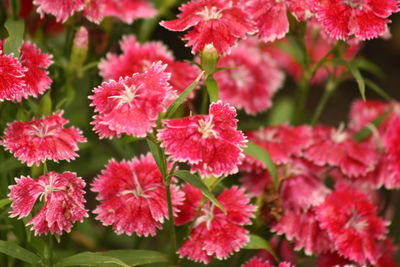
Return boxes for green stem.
[310,79,335,125]
[10,0,19,19]
[200,85,209,114]
[292,75,311,124]
[43,235,54,267]
[165,176,178,265]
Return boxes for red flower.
[33,0,85,23]
[304,125,378,177]
[0,52,26,102]
[348,99,388,132]
[241,257,293,267]
[99,35,200,95]
[102,0,156,24]
[158,101,247,177]
[2,111,86,167]
[214,38,284,115]
[178,186,255,263]
[315,185,389,264]
[90,61,174,139]
[91,153,184,236]
[9,172,88,235]
[311,0,399,40]
[160,0,256,55]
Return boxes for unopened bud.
[70,26,89,77]
[201,43,219,76]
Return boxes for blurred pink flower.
[91,153,184,236]
[9,172,88,235]
[161,0,256,54]
[241,257,293,267]
[2,111,86,166]
[158,101,247,177]
[90,61,174,139]
[178,186,255,263]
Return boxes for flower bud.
[200,43,219,76]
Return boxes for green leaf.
[268,97,294,125]
[244,234,278,261]
[353,109,391,142]
[39,91,52,116]
[205,75,219,103]
[243,142,278,187]
[173,170,226,213]
[146,139,167,178]
[335,60,366,100]
[56,250,168,267]
[0,240,41,265]
[0,198,11,209]
[4,19,25,57]
[356,58,385,80]
[165,71,204,118]
[364,79,391,101]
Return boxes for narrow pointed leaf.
[55,253,129,267]
[165,71,204,118]
[100,250,169,266]
[243,142,278,187]
[146,139,167,178]
[244,234,278,261]
[335,60,366,100]
[173,170,226,213]
[356,58,385,80]
[364,79,391,101]
[0,240,41,265]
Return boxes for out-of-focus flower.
[0,41,53,102]
[102,0,156,24]
[160,0,256,55]
[158,101,246,177]
[178,186,255,264]
[9,172,88,235]
[311,0,399,40]
[315,185,389,264]
[33,0,85,23]
[241,257,294,267]
[99,35,200,95]
[91,153,184,236]
[2,111,86,167]
[90,61,174,139]
[214,38,284,115]
[304,125,378,177]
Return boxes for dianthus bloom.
[99,35,200,95]
[160,0,256,55]
[8,172,88,235]
[158,101,247,177]
[91,153,184,236]
[0,41,53,102]
[1,111,86,167]
[241,257,293,267]
[102,0,156,24]
[178,185,255,264]
[304,125,378,177]
[90,61,175,139]
[311,0,399,40]
[315,185,389,264]
[214,38,283,115]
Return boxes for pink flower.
[174,184,203,226]
[102,0,156,24]
[241,257,293,267]
[272,209,334,256]
[8,172,88,235]
[315,185,389,264]
[311,0,399,40]
[240,169,272,196]
[348,99,388,132]
[2,111,86,167]
[0,52,26,102]
[214,38,284,115]
[158,101,247,177]
[90,61,174,139]
[178,186,255,264]
[160,0,256,55]
[33,0,85,23]
[99,35,200,95]
[245,124,312,166]
[243,0,312,42]
[304,125,378,177]
[20,42,53,99]
[91,153,184,236]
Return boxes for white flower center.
[345,210,367,232]
[27,123,57,138]
[343,0,364,9]
[331,124,348,143]
[120,172,158,199]
[196,6,223,21]
[109,83,142,108]
[194,204,215,229]
[38,174,65,201]
[198,115,218,139]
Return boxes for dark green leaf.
[0,240,41,265]
[165,71,204,118]
[244,234,278,261]
[56,250,168,267]
[205,75,219,103]
[356,58,385,80]
[173,170,226,213]
[243,142,278,187]
[335,60,366,100]
[146,139,167,178]
[4,19,24,57]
